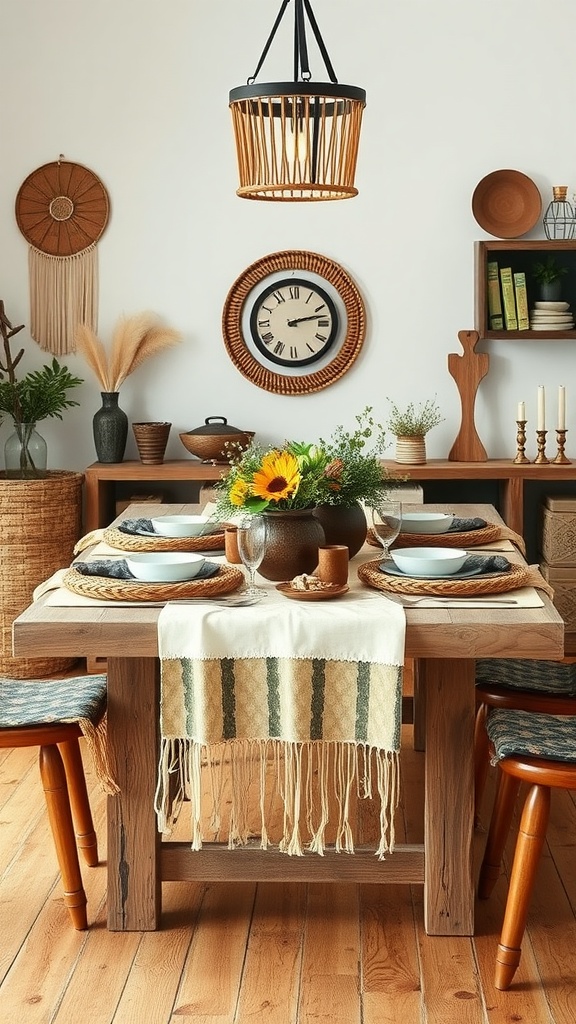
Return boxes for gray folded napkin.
[460,553,511,574]
[117,517,224,537]
[447,517,487,532]
[74,559,221,581]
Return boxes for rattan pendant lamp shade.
[229,0,366,201]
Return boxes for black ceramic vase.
[259,508,325,581]
[312,501,367,558]
[93,392,128,463]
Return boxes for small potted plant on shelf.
[0,300,83,478]
[386,396,444,465]
[531,255,569,301]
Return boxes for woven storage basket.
[0,471,83,677]
[540,496,576,567]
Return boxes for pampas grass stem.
[74,313,182,392]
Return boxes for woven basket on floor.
[0,471,83,677]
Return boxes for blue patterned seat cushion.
[476,658,576,695]
[487,708,576,763]
[0,674,107,729]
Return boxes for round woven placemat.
[368,524,504,550]
[62,564,244,602]
[357,558,531,597]
[103,526,226,553]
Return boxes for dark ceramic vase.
[93,392,128,463]
[259,508,325,582]
[312,501,367,558]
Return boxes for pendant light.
[229,0,366,201]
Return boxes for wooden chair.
[477,701,576,990]
[0,673,108,929]
[474,657,576,826]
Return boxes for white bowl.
[400,512,455,535]
[126,552,206,582]
[390,547,468,577]
[151,515,213,538]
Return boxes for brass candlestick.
[534,429,550,464]
[553,428,571,464]
[513,420,530,464]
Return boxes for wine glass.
[370,500,402,562]
[236,517,268,597]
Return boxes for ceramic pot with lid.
[179,416,254,463]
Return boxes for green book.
[500,267,518,330]
[487,261,504,330]
[513,271,529,330]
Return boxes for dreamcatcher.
[15,157,110,355]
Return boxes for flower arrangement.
[74,312,182,392]
[216,407,393,517]
[386,396,444,438]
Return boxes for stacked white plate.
[529,300,574,331]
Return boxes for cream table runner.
[156,589,406,858]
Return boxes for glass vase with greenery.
[0,301,83,477]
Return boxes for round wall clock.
[222,250,366,395]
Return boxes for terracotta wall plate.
[471,169,541,238]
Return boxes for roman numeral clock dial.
[222,250,366,396]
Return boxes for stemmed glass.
[236,517,268,597]
[370,500,402,562]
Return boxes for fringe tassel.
[78,713,119,795]
[155,739,400,858]
[28,244,98,355]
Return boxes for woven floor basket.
[0,471,83,677]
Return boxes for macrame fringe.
[78,713,119,795]
[28,244,98,355]
[155,738,399,859]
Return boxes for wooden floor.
[2,720,576,1023]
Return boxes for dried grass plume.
[75,312,182,391]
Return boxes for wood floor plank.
[234,882,306,1024]
[360,883,422,1024]
[169,882,256,1023]
[299,883,361,1024]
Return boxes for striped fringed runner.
[156,594,406,858]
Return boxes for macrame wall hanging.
[15,158,110,355]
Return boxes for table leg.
[106,656,161,930]
[421,657,475,935]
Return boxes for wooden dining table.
[12,501,564,936]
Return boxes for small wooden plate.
[276,582,349,601]
[471,169,541,238]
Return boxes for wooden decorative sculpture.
[448,330,489,462]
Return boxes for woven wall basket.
[0,471,83,678]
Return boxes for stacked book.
[529,300,575,331]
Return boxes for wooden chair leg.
[495,783,550,990]
[478,769,521,899]
[474,702,490,828]
[39,744,88,930]
[59,737,99,867]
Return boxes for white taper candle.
[558,385,566,430]
[537,386,545,431]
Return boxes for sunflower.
[252,450,301,503]
[229,477,250,507]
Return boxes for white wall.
[2,0,576,470]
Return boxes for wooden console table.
[382,459,576,538]
[84,458,576,537]
[84,460,225,531]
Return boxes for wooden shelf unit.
[474,239,576,340]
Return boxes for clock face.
[222,250,366,396]
[249,277,339,368]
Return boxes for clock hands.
[287,314,324,326]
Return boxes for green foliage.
[386,396,444,437]
[0,358,83,425]
[531,255,569,285]
[318,407,393,507]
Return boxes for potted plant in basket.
[386,396,444,465]
[0,301,83,478]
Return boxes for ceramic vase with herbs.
[93,392,128,463]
